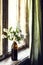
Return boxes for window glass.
[8,0,29,52]
[0,0,32,55]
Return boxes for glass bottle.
[11,41,18,61]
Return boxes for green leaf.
[13,31,16,35]
[16,28,19,33]
[9,27,12,32]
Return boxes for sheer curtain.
[8,0,32,52]
[8,0,17,51]
[31,0,42,65]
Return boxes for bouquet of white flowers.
[3,27,24,42]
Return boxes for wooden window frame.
[0,0,29,61]
[2,0,8,54]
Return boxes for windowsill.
[0,48,30,65]
[0,52,11,61]
[18,48,30,60]
[0,45,29,61]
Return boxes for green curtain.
[31,0,42,65]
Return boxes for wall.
[0,0,2,55]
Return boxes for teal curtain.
[31,0,42,65]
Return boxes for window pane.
[8,0,32,52]
[8,0,17,52]
[0,0,32,55]
[8,0,27,52]
[20,0,26,37]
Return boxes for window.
[8,0,29,52]
[0,0,32,57]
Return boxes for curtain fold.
[31,0,42,65]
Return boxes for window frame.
[2,0,29,55]
[0,0,32,61]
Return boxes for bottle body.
[11,41,18,61]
